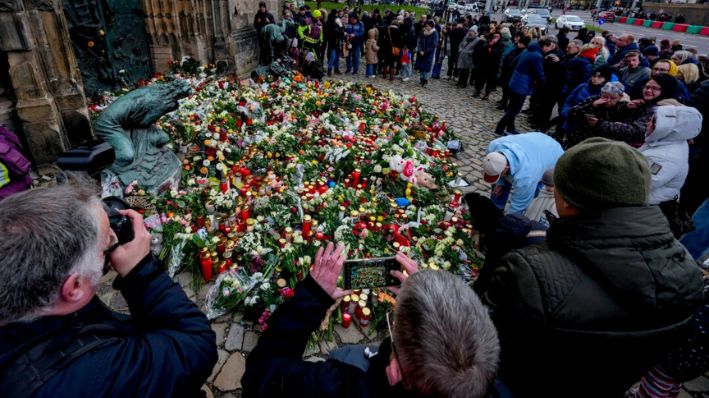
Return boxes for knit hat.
[312,9,322,19]
[593,65,613,82]
[349,12,358,20]
[482,152,508,184]
[642,45,659,57]
[554,138,650,209]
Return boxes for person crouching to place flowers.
[0,173,217,397]
[241,242,501,397]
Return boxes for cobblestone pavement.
[97,63,709,397]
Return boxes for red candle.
[342,312,352,328]
[200,256,213,281]
[302,215,312,239]
[359,308,371,327]
[452,190,462,207]
[240,208,250,222]
[217,260,228,274]
[352,169,361,187]
[220,179,229,193]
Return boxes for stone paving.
[96,62,709,397]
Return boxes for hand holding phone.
[344,257,401,289]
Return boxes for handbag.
[388,27,401,57]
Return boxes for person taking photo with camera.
[0,174,217,397]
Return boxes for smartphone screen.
[343,257,401,289]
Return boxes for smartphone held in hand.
[343,257,401,289]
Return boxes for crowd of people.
[0,4,707,398]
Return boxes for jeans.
[327,47,340,71]
[420,70,430,82]
[490,178,512,210]
[495,92,526,134]
[400,63,411,78]
[366,63,376,76]
[346,44,361,73]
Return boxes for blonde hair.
[677,63,699,84]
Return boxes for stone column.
[0,0,92,165]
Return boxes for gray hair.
[394,270,500,397]
[539,35,558,47]
[0,173,103,322]
[601,81,625,96]
[570,39,584,48]
[671,50,695,65]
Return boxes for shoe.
[493,130,505,136]
[481,93,489,100]
[352,71,357,75]
[473,91,481,98]
[345,69,351,74]
[496,104,506,110]
[506,130,520,135]
[328,69,333,77]
[402,77,410,82]
[335,70,342,75]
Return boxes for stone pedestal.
[0,0,92,166]
[231,26,259,78]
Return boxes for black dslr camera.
[102,196,134,245]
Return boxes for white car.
[555,15,585,30]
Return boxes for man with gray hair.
[0,176,217,396]
[242,243,500,397]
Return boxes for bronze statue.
[95,80,190,192]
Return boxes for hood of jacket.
[367,27,378,40]
[646,105,702,144]
[547,206,704,311]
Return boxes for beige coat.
[365,28,379,64]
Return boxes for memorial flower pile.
[106,72,481,327]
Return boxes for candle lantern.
[342,313,352,328]
[359,308,372,327]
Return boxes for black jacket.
[481,206,705,398]
[242,276,416,398]
[0,255,217,397]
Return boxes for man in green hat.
[479,137,705,398]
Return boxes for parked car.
[528,7,552,23]
[596,10,616,22]
[504,8,524,22]
[555,15,585,30]
[524,14,549,34]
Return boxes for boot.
[382,66,388,79]
[390,67,395,81]
[327,68,333,77]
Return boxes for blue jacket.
[0,255,217,397]
[508,43,546,96]
[488,132,564,214]
[345,21,365,47]
[560,82,604,134]
[560,56,593,99]
[416,29,439,72]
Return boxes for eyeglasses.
[644,85,662,91]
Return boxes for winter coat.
[509,43,546,96]
[498,38,515,77]
[524,188,558,228]
[345,21,365,47]
[0,255,218,397]
[499,47,525,87]
[607,42,640,66]
[448,26,466,57]
[456,35,478,70]
[539,49,567,100]
[242,275,421,398]
[254,10,275,33]
[471,38,490,70]
[687,80,709,152]
[560,55,594,99]
[487,132,564,214]
[596,99,656,145]
[0,125,32,200]
[479,39,504,77]
[640,105,703,204]
[563,93,631,147]
[416,29,438,72]
[481,206,705,398]
[619,66,651,94]
[560,82,604,135]
[325,18,344,48]
[365,28,379,64]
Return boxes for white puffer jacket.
[639,105,703,204]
